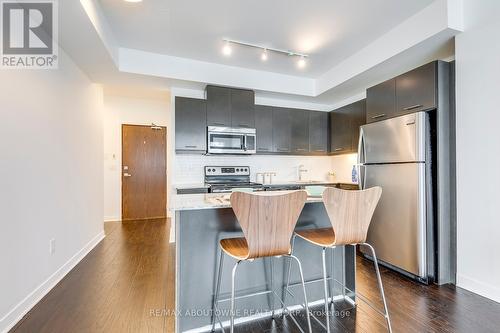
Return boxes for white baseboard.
[0,231,106,333]
[457,273,500,304]
[104,216,120,222]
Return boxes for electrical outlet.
[49,239,56,255]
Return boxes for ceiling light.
[297,56,306,68]
[222,41,232,56]
[221,39,309,67]
[261,49,268,61]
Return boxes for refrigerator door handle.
[358,165,366,189]
[357,128,365,189]
[357,127,365,165]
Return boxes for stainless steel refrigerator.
[358,112,434,283]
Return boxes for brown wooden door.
[122,125,167,221]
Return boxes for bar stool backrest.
[230,190,308,259]
[322,187,382,246]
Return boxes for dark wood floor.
[11,219,500,333]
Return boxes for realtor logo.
[1,0,58,69]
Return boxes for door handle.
[371,114,386,119]
[403,104,423,111]
[123,173,132,177]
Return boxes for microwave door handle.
[243,135,247,151]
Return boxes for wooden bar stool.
[211,191,312,333]
[287,187,393,333]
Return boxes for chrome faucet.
[298,165,308,181]
[256,172,265,184]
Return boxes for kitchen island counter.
[173,191,356,332]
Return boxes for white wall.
[455,0,500,302]
[103,87,171,221]
[0,49,104,332]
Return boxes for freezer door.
[361,112,426,163]
[361,163,427,277]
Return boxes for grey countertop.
[175,181,357,190]
[171,191,324,211]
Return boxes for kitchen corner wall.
[455,0,500,303]
[173,153,358,185]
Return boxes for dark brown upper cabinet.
[290,109,310,154]
[206,86,255,128]
[330,99,366,154]
[330,112,352,154]
[396,62,436,113]
[366,78,396,123]
[255,105,274,153]
[272,107,292,153]
[231,89,255,128]
[367,61,438,123]
[309,111,328,154]
[206,86,231,126]
[350,99,366,150]
[175,97,207,153]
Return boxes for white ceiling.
[98,0,435,78]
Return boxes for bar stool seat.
[295,227,335,247]
[286,187,393,333]
[211,190,313,333]
[219,237,249,260]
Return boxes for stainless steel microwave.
[207,126,256,154]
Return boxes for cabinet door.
[366,78,396,123]
[396,62,436,114]
[231,89,255,128]
[349,99,366,151]
[291,109,310,154]
[330,111,352,154]
[272,107,291,153]
[206,86,231,126]
[175,97,207,152]
[309,111,328,154]
[255,105,273,153]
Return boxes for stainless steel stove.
[205,166,263,193]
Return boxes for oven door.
[207,127,256,154]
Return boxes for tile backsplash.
[173,153,358,185]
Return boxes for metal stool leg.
[230,261,241,333]
[362,243,393,333]
[288,254,312,333]
[211,248,224,332]
[321,248,331,333]
[270,257,275,318]
[283,233,297,313]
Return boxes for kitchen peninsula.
[172,192,356,332]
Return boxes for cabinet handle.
[314,149,326,152]
[211,123,225,126]
[184,145,198,148]
[295,148,307,152]
[403,104,423,111]
[277,148,289,152]
[258,148,269,151]
[335,148,344,151]
[238,124,250,128]
[371,114,386,119]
